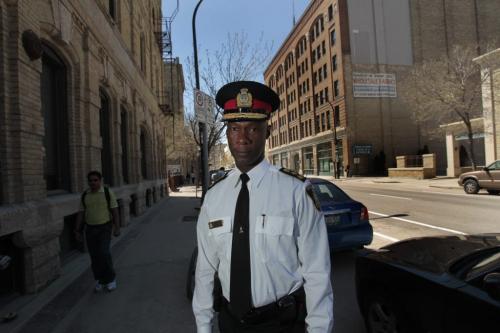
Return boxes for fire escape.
[156,0,179,116]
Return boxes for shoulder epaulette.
[279,168,306,182]
[208,172,229,191]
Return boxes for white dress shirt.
[192,159,334,332]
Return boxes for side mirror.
[483,167,490,172]
[483,272,500,300]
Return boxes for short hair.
[87,171,103,180]
[219,167,225,171]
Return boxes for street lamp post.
[192,0,209,199]
[326,100,340,179]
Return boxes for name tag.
[208,220,223,229]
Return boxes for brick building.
[164,57,197,180]
[0,0,174,294]
[264,0,500,176]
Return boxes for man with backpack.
[74,171,120,292]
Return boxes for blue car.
[306,178,373,251]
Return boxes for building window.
[326,110,331,129]
[315,115,320,133]
[317,142,333,176]
[303,147,314,175]
[140,128,149,179]
[323,64,328,78]
[120,107,129,184]
[100,90,114,185]
[334,105,340,127]
[331,29,336,45]
[140,33,146,72]
[328,5,333,21]
[334,80,339,97]
[109,0,116,20]
[332,54,337,71]
[41,45,70,192]
[321,113,326,132]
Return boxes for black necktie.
[230,173,251,318]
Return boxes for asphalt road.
[337,181,500,249]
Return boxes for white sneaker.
[94,282,104,292]
[106,280,117,291]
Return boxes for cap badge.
[236,88,253,108]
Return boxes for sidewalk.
[312,175,462,190]
[1,188,201,333]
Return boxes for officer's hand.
[113,226,121,237]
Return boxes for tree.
[402,44,495,170]
[185,32,273,156]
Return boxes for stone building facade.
[476,49,500,164]
[264,0,500,176]
[0,0,172,294]
[163,57,197,179]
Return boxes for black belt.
[222,287,305,325]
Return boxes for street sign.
[194,89,215,125]
[352,144,372,155]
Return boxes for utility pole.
[192,0,209,199]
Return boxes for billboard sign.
[353,73,397,98]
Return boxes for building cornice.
[264,0,325,78]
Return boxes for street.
[4,179,498,333]
[335,179,500,249]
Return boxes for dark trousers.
[85,222,115,284]
[218,298,306,333]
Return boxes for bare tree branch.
[184,31,273,158]
[401,44,493,170]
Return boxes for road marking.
[373,232,400,242]
[370,193,412,200]
[369,210,467,235]
[421,191,469,197]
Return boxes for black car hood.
[375,234,500,274]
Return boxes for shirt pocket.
[255,215,296,263]
[208,217,233,260]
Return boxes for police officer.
[192,81,333,333]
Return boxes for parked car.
[356,234,500,333]
[458,160,500,194]
[186,177,373,299]
[306,178,373,251]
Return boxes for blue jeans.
[85,222,115,284]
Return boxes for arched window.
[140,33,146,72]
[41,44,70,192]
[140,128,149,179]
[120,107,129,184]
[109,0,116,20]
[99,89,113,185]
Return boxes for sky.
[161,0,310,112]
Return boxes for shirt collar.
[233,159,270,189]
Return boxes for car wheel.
[186,247,198,300]
[486,190,499,195]
[463,179,479,194]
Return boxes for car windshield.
[465,249,500,281]
[311,182,351,203]
[487,161,500,170]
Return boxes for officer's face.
[226,120,270,173]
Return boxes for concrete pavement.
[315,175,462,191]
[2,188,201,333]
